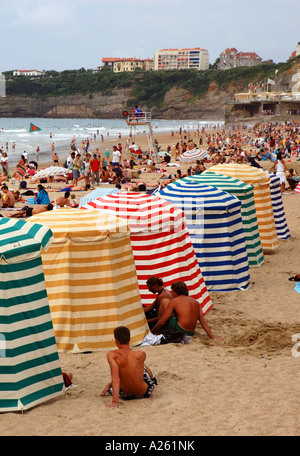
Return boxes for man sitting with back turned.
[101,326,157,408]
[151,281,223,341]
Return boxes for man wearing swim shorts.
[151,281,223,341]
[101,326,157,408]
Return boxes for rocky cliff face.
[0,89,132,119]
[0,63,299,120]
[0,85,231,120]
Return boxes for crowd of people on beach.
[1,120,300,214]
[1,119,300,409]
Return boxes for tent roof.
[185,172,254,194]
[78,187,120,208]
[158,180,241,213]
[205,163,270,186]
[28,208,130,243]
[84,192,186,233]
[0,217,53,263]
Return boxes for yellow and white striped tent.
[205,164,279,251]
[29,208,149,352]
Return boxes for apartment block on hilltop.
[101,58,154,72]
[218,48,262,70]
[154,48,210,71]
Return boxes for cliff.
[0,59,299,121]
[0,86,231,120]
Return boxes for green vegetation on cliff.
[3,62,285,108]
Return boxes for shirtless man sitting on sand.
[101,326,157,408]
[151,281,223,340]
[55,191,71,207]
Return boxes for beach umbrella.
[34,166,69,179]
[158,180,250,292]
[267,172,290,240]
[83,192,212,313]
[78,187,120,208]
[205,164,279,251]
[28,208,148,352]
[0,217,64,412]
[179,149,210,162]
[182,172,264,267]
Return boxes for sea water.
[0,117,224,166]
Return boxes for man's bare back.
[101,326,157,407]
[170,295,200,332]
[151,281,223,340]
[109,348,148,396]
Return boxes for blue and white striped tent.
[0,218,64,412]
[78,187,120,208]
[158,180,250,292]
[267,172,290,240]
[183,172,264,267]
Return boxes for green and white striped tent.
[184,172,264,267]
[0,217,64,412]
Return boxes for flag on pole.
[29,123,41,132]
[267,78,276,85]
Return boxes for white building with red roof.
[13,69,45,77]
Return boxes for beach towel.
[294,283,300,293]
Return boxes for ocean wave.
[1,128,28,133]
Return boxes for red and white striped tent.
[83,192,213,314]
[294,182,300,194]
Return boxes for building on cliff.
[100,57,154,72]
[226,90,300,121]
[12,70,46,77]
[288,42,300,60]
[154,47,209,71]
[217,48,262,70]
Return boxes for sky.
[0,0,299,73]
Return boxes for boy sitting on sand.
[101,326,157,408]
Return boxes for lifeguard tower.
[123,108,157,160]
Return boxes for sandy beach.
[1,127,300,436]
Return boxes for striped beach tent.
[179,149,210,162]
[267,172,290,240]
[0,218,64,412]
[158,181,250,292]
[182,173,264,267]
[205,164,279,251]
[28,208,148,352]
[84,192,212,314]
[78,187,120,208]
[294,182,300,194]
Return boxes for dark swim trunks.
[167,315,194,337]
[21,206,33,217]
[109,367,158,401]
